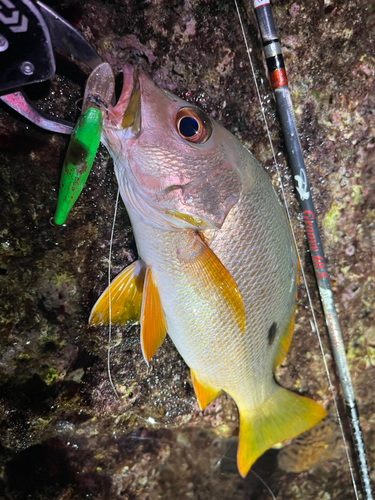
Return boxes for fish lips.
[109,64,141,137]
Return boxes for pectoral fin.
[140,267,167,365]
[177,234,246,334]
[191,369,221,410]
[89,260,145,326]
[237,386,327,478]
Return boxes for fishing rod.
[235,0,373,498]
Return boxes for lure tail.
[237,384,327,477]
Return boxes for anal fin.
[191,369,221,410]
[89,260,145,326]
[237,386,327,478]
[140,267,167,365]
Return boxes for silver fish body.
[126,159,296,410]
[92,64,326,476]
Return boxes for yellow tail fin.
[237,386,327,477]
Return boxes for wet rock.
[0,0,374,498]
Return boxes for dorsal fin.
[272,231,299,368]
[177,233,246,335]
[89,260,145,326]
[272,309,295,369]
[191,369,221,410]
[140,267,167,365]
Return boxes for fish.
[89,64,327,477]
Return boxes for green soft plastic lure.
[54,63,115,225]
[54,107,103,225]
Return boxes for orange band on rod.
[270,68,287,89]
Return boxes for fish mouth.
[109,64,141,134]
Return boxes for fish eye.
[175,107,212,144]
[179,116,199,137]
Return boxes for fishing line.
[204,439,235,486]
[107,186,121,401]
[233,1,360,497]
[106,172,162,423]
[250,469,277,500]
[208,441,277,500]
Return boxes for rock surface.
[0,0,374,498]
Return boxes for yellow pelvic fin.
[190,369,221,410]
[273,309,296,370]
[177,234,246,334]
[140,267,167,365]
[237,386,327,478]
[89,260,145,326]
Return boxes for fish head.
[102,64,247,230]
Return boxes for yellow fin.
[191,369,221,410]
[140,267,167,365]
[296,252,300,288]
[177,234,246,334]
[89,260,145,326]
[237,386,327,478]
[289,219,300,289]
[273,310,295,369]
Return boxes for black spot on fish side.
[268,322,277,345]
